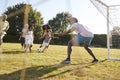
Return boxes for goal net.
[90,0,120,60]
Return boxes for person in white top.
[59,17,98,63]
[19,24,28,49]
[25,24,34,52]
[0,14,9,46]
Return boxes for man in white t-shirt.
[59,17,98,63]
[0,14,9,46]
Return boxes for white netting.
[90,0,107,18]
[109,6,120,27]
[90,0,120,60]
[90,0,120,27]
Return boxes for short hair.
[70,17,78,23]
[2,14,7,19]
[28,24,34,29]
[42,24,52,30]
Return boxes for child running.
[38,29,52,53]
[25,24,34,52]
[37,24,52,53]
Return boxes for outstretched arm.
[40,34,45,40]
[59,27,75,36]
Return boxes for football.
[37,48,41,53]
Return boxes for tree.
[48,12,72,33]
[111,26,120,35]
[5,3,25,35]
[4,3,43,39]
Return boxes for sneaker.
[92,59,98,63]
[61,58,71,64]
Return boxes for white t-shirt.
[0,18,9,33]
[70,23,94,37]
[21,28,28,37]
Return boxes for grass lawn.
[0,43,120,80]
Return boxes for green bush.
[3,34,107,47]
[92,34,107,47]
[3,35,20,43]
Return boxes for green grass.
[0,43,120,80]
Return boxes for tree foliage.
[48,12,72,33]
[4,3,43,39]
[4,3,25,35]
[111,26,120,35]
[28,8,44,39]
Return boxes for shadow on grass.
[0,63,71,80]
[41,59,108,79]
[2,50,24,54]
[2,48,36,54]
[70,59,108,69]
[99,59,107,63]
[0,59,108,80]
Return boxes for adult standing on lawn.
[0,14,9,46]
[59,17,98,64]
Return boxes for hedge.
[3,34,107,47]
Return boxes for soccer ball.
[37,48,41,53]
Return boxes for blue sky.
[0,0,107,34]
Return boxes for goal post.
[90,0,120,60]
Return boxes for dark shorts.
[20,37,25,44]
